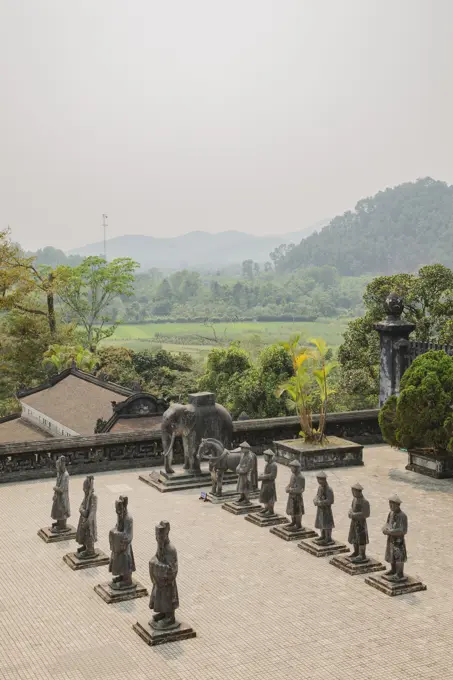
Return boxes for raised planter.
[405,449,453,479]
[273,435,363,470]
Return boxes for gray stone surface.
[298,538,349,558]
[330,554,386,575]
[207,489,260,504]
[140,468,237,493]
[38,525,76,543]
[0,444,446,680]
[245,512,287,528]
[365,573,427,596]
[94,581,148,604]
[274,436,363,470]
[269,524,317,541]
[133,619,196,646]
[222,500,262,515]
[63,550,109,570]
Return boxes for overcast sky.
[1,0,452,251]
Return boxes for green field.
[102,320,349,357]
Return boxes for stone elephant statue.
[161,395,233,475]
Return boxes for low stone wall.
[0,409,380,484]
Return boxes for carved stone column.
[374,294,415,407]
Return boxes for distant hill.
[68,222,327,271]
[278,178,453,276]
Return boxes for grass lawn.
[102,319,349,357]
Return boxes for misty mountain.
[68,222,327,271]
[278,178,453,276]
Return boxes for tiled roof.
[0,415,52,443]
[108,415,163,433]
[20,371,134,436]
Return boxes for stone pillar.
[374,293,415,407]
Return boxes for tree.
[0,229,60,336]
[42,344,98,374]
[337,264,453,410]
[278,178,453,275]
[379,350,453,453]
[241,260,254,280]
[56,256,139,350]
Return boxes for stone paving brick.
[0,444,451,678]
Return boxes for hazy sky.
[1,0,453,251]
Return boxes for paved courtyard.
[0,444,451,680]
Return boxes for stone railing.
[0,409,380,484]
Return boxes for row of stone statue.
[48,455,180,633]
[235,446,408,583]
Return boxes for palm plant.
[276,334,338,443]
[42,344,98,374]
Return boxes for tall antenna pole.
[102,214,108,260]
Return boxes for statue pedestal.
[139,467,237,493]
[245,512,287,528]
[94,581,148,604]
[330,554,386,576]
[207,489,259,504]
[298,538,349,558]
[222,500,261,516]
[38,526,77,543]
[133,618,196,646]
[365,573,427,596]
[270,524,318,542]
[63,550,109,571]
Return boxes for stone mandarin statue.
[108,496,136,590]
[285,459,305,530]
[347,483,370,563]
[382,494,408,582]
[313,471,335,545]
[51,455,71,534]
[76,475,98,559]
[258,449,278,516]
[149,520,179,630]
[236,441,256,505]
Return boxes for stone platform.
[298,538,349,558]
[365,573,427,596]
[94,581,148,604]
[270,524,318,541]
[245,511,287,528]
[133,619,196,646]
[330,554,386,575]
[63,550,109,570]
[222,500,262,515]
[274,435,363,470]
[139,468,237,492]
[38,525,77,543]
[207,489,259,504]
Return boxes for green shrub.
[379,350,453,452]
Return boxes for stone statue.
[149,520,179,630]
[313,471,335,545]
[382,494,408,582]
[285,459,305,530]
[108,496,136,590]
[258,449,277,516]
[197,438,258,497]
[75,475,98,559]
[347,483,370,563]
[236,442,257,505]
[161,393,233,474]
[385,292,404,319]
[51,455,71,534]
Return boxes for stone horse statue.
[197,438,258,496]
